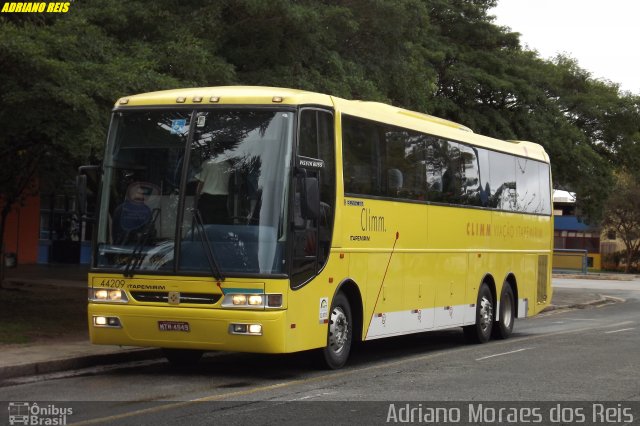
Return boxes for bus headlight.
[222,293,282,309]
[229,323,262,335]
[248,295,263,305]
[89,288,129,303]
[93,315,122,328]
[232,294,247,305]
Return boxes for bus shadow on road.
[158,328,474,380]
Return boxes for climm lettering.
[467,222,491,237]
[361,208,386,232]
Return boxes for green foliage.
[1,0,640,235]
[602,172,640,273]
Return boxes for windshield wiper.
[190,208,225,281]
[123,208,161,278]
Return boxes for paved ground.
[1,282,638,425]
[0,265,637,381]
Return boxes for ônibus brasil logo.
[8,402,73,425]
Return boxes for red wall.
[2,193,40,264]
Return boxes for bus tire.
[321,292,353,369]
[162,348,203,367]
[464,283,494,344]
[493,284,515,340]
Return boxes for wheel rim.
[328,306,349,355]
[479,296,493,333]
[502,294,513,329]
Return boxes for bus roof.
[116,86,549,163]
[116,86,334,108]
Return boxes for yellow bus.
[83,86,553,369]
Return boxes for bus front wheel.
[464,283,494,344]
[321,292,353,369]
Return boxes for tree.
[1,0,640,277]
[602,172,640,273]
[0,1,234,283]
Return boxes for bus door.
[290,109,335,288]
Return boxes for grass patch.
[0,282,87,344]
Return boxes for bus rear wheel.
[493,284,515,340]
[320,292,353,369]
[464,283,494,344]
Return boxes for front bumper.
[88,303,287,353]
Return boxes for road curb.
[552,273,636,281]
[541,294,625,313]
[0,348,162,381]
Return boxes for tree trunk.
[624,249,632,274]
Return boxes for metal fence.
[552,249,588,274]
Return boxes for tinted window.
[384,128,428,200]
[400,132,428,201]
[476,148,491,207]
[538,162,552,215]
[516,157,541,213]
[458,144,482,206]
[425,137,474,205]
[488,151,517,211]
[384,129,409,198]
[342,115,551,215]
[343,118,382,196]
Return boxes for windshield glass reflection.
[96,109,293,276]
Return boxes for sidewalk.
[0,265,628,381]
[4,263,89,288]
[1,264,161,381]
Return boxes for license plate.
[158,321,190,332]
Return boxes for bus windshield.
[96,109,294,276]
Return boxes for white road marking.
[289,391,335,401]
[604,328,636,334]
[565,318,598,321]
[475,348,533,361]
[605,321,634,328]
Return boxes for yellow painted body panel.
[338,198,553,338]
[91,86,553,353]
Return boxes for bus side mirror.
[76,165,100,222]
[76,174,88,216]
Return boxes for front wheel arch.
[333,279,363,344]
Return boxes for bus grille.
[130,291,221,305]
[537,255,549,303]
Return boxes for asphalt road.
[1,278,639,425]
